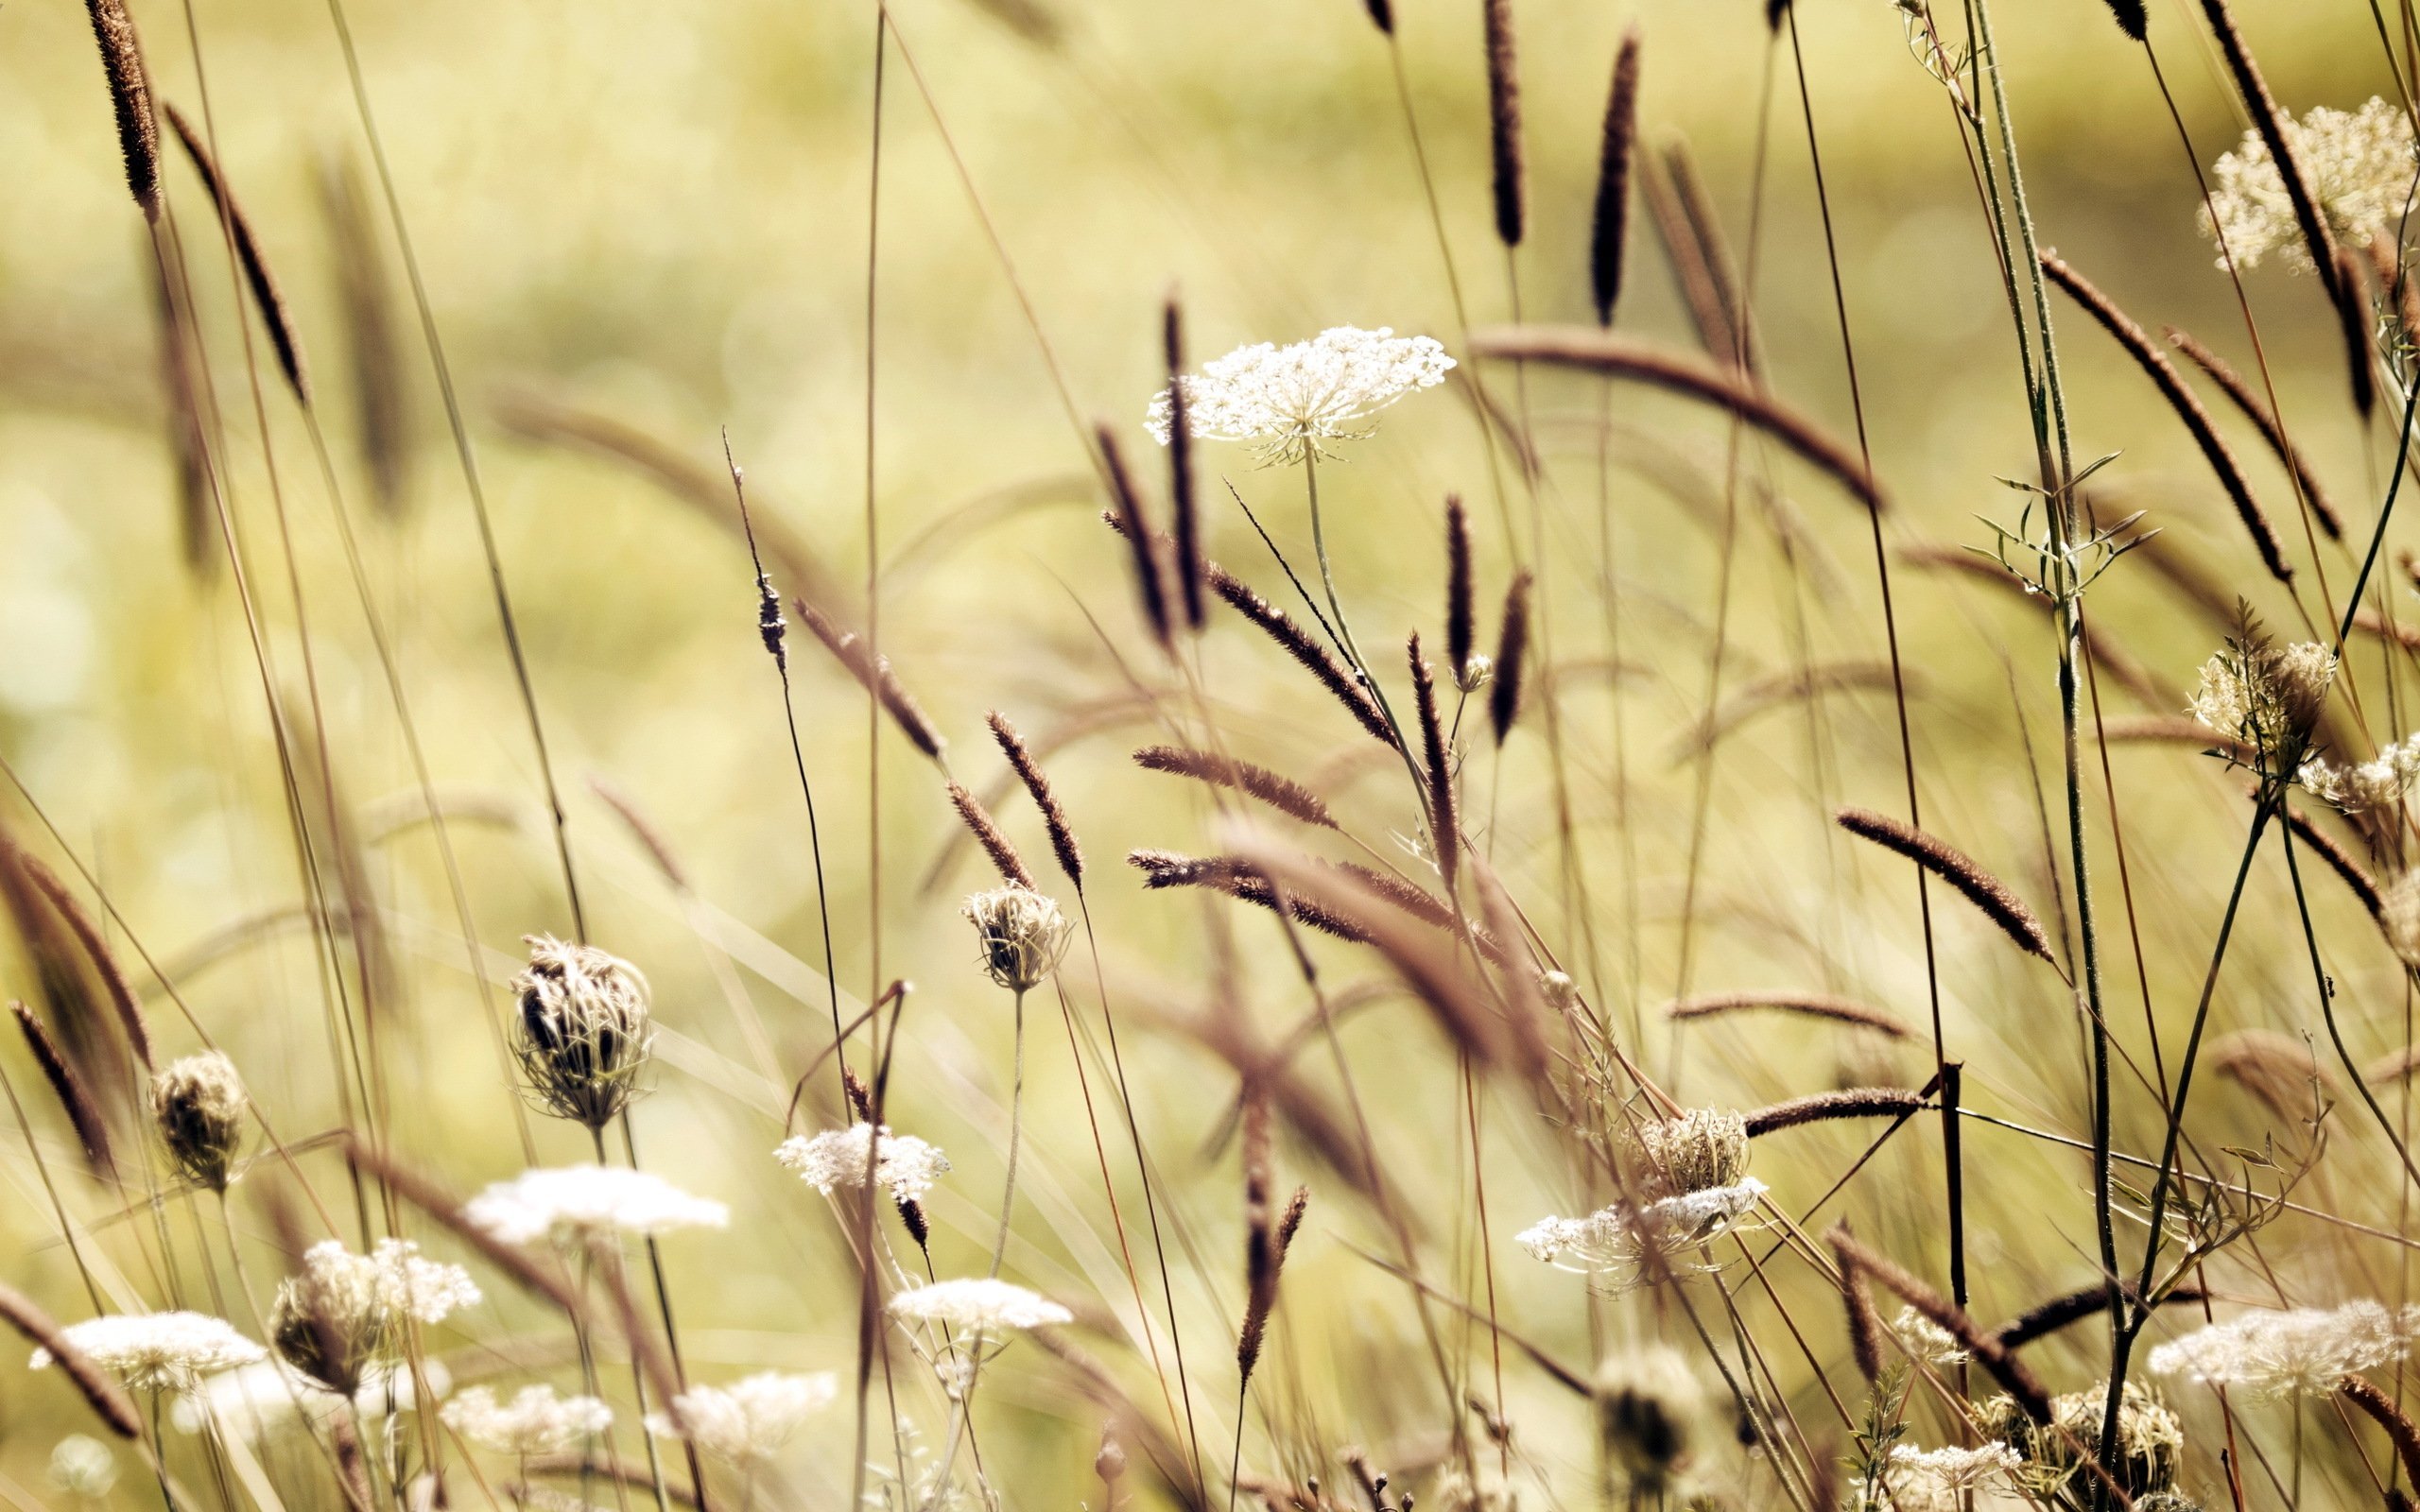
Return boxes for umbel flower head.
[887,1278,1072,1338]
[646,1371,837,1462]
[2303,731,2420,815]
[510,935,655,1130]
[1983,1383,2185,1502]
[2187,614,2335,780]
[1882,1443,2020,1512]
[1146,326,1456,465]
[2201,96,2417,272]
[32,1312,266,1393]
[775,1124,951,1204]
[149,1052,247,1192]
[1634,1108,1751,1199]
[2149,1298,2420,1399]
[441,1384,613,1456]
[1592,1346,1703,1498]
[963,885,1072,992]
[463,1164,730,1249]
[267,1240,479,1396]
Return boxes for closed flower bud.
[1455,651,1495,695]
[150,1052,247,1191]
[1539,970,1577,1011]
[962,886,1073,993]
[510,935,654,1130]
[1634,1108,1751,1199]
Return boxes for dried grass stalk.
[1741,1087,1927,1137]
[1827,1227,2052,1421]
[1408,634,1461,891]
[11,1002,115,1180]
[947,781,1036,891]
[1132,746,1336,830]
[1236,1093,1307,1383]
[1836,807,2055,964]
[989,712,1084,888]
[2342,1372,2420,1490]
[82,0,160,220]
[1473,329,1880,510]
[147,239,214,576]
[1590,28,1642,326]
[791,595,946,764]
[2166,327,2342,540]
[2039,250,2288,582]
[1444,495,1476,679]
[1098,422,1172,648]
[19,854,151,1069]
[2098,713,2254,766]
[1163,299,1204,631]
[1640,147,1741,370]
[1488,573,1532,747]
[0,837,118,1090]
[1482,0,1524,249]
[1994,1283,2203,1350]
[1203,563,1392,745]
[1665,990,1909,1040]
[318,151,410,516]
[0,1279,143,1436]
[1662,144,1757,372]
[162,103,310,406]
[587,773,690,892]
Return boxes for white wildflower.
[1891,1304,1969,1367]
[1515,1178,1766,1273]
[1146,326,1456,465]
[441,1384,614,1456]
[268,1240,478,1394]
[2188,635,2334,770]
[2149,1299,2420,1398]
[463,1165,728,1248]
[2302,731,2420,813]
[2202,97,2417,272]
[31,1312,266,1393]
[174,1360,450,1439]
[2386,870,2420,972]
[775,1124,951,1204]
[887,1278,1071,1336]
[1883,1442,2019,1511]
[646,1371,836,1461]
[1634,1108,1752,1198]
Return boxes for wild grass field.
[1,0,2415,1507]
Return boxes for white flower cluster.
[1882,1443,2020,1512]
[888,1278,1071,1336]
[32,1312,266,1392]
[1514,1178,1767,1273]
[646,1371,836,1461]
[776,1124,951,1204]
[1891,1305,1969,1367]
[305,1239,481,1327]
[463,1165,729,1248]
[1146,326,1456,465]
[2149,1299,2420,1398]
[2202,97,2417,271]
[2187,637,2335,774]
[2301,731,2420,814]
[174,1360,450,1439]
[441,1384,614,1455]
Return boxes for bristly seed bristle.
[1482,0,1525,249]
[989,712,1085,890]
[163,103,311,407]
[1591,27,1642,326]
[1835,806,2057,966]
[1408,633,1460,892]
[1132,745,1337,831]
[948,780,1036,891]
[81,0,160,221]
[1489,572,1532,747]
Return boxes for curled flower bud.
[962,886,1073,993]
[510,935,654,1129]
[150,1052,247,1192]
[1454,651,1495,695]
[1538,970,1577,1011]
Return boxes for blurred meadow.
[2,0,2416,1508]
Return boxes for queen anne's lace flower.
[441,1384,614,1455]
[647,1371,836,1461]
[463,1165,728,1248]
[2149,1300,2420,1398]
[775,1125,951,1203]
[963,886,1072,992]
[32,1313,266,1392]
[268,1240,479,1393]
[2302,732,2420,813]
[2202,97,2417,271]
[2188,635,2335,773]
[1883,1443,2020,1512]
[1147,326,1456,465]
[1515,1178,1767,1273]
[1891,1305,1969,1367]
[888,1279,1071,1335]
[174,1360,449,1439]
